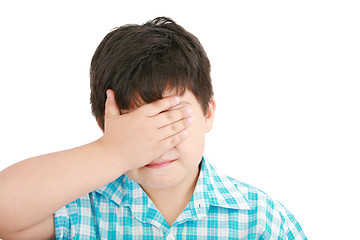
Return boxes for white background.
[0,1,359,239]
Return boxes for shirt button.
[167,234,175,240]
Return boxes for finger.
[139,96,180,117]
[104,89,120,119]
[160,130,189,150]
[155,106,192,128]
[158,116,193,140]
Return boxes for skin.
[124,90,216,226]
[0,90,193,239]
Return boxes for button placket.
[166,234,175,240]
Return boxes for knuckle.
[139,105,151,116]
[182,107,192,116]
[183,118,189,126]
[165,111,173,121]
[155,99,166,110]
[171,123,178,132]
[169,136,178,147]
[181,107,188,117]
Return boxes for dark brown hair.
[90,17,213,130]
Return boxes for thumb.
[104,89,120,119]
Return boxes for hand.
[97,89,193,171]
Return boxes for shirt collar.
[94,174,127,205]
[94,174,152,223]
[94,157,252,219]
[201,157,252,210]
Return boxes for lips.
[145,159,177,169]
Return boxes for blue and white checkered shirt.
[54,158,307,239]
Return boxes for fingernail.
[174,96,180,104]
[106,90,112,98]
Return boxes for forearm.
[0,140,126,234]
[0,91,191,236]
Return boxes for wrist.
[93,137,131,174]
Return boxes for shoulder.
[204,159,274,210]
[227,176,269,207]
[204,159,306,239]
[55,194,91,216]
[225,176,307,239]
[54,194,92,239]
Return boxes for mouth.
[145,159,177,169]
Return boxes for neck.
[141,166,200,226]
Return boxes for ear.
[205,98,216,133]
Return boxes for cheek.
[176,116,206,158]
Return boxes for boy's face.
[123,89,215,191]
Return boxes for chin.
[139,175,180,190]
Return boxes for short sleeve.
[275,201,308,240]
[54,205,76,239]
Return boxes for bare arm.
[0,90,192,238]
[1,216,55,240]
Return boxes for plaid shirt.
[54,158,307,239]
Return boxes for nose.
[157,148,178,162]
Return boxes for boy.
[0,17,307,239]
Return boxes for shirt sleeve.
[275,201,308,240]
[54,205,76,240]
